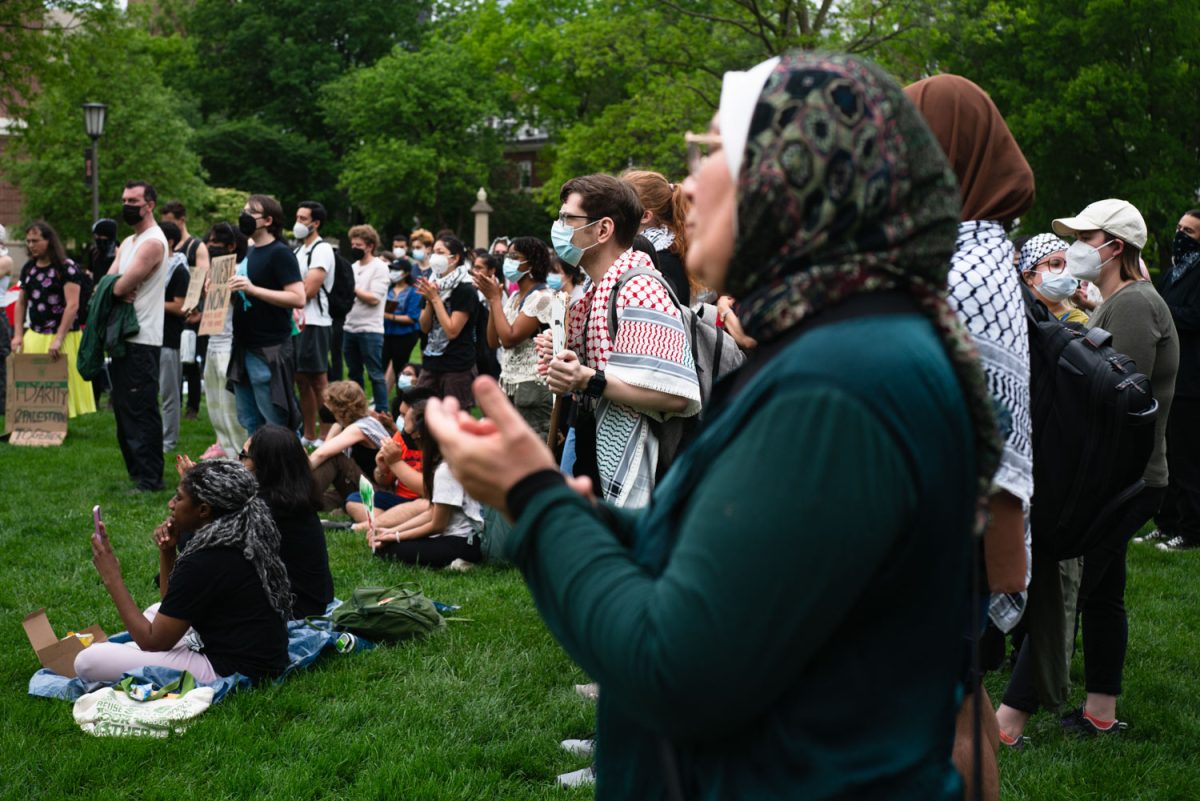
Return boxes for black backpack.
[1024,287,1158,560]
[299,242,356,321]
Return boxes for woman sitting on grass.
[241,425,335,619]
[368,399,483,567]
[309,380,391,510]
[76,460,290,684]
[349,387,432,530]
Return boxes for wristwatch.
[583,369,607,399]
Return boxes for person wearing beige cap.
[1050,197,1178,735]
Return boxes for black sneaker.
[1132,528,1169,544]
[1156,534,1199,552]
[1061,707,1128,737]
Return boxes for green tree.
[320,42,507,233]
[0,1,112,112]
[443,0,945,208]
[2,5,207,247]
[931,0,1200,266]
[160,0,431,216]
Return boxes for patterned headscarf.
[178,460,293,620]
[1017,234,1070,275]
[725,51,1001,538]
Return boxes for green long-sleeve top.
[503,313,977,800]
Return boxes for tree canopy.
[0,0,1196,252]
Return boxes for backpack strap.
[297,240,333,315]
[181,236,201,266]
[605,264,683,340]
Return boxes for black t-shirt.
[423,283,479,373]
[272,506,335,619]
[233,239,302,349]
[162,264,190,350]
[656,249,689,303]
[159,547,289,681]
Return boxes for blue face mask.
[502,257,528,283]
[551,218,600,267]
[546,273,564,291]
[411,249,427,262]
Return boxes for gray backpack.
[606,265,746,411]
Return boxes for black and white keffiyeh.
[947,220,1033,506]
[1017,233,1070,275]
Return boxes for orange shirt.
[388,432,423,500]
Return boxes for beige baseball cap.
[1052,198,1147,249]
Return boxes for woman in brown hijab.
[907,73,1036,801]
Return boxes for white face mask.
[1036,273,1079,303]
[1066,239,1115,282]
[428,253,451,275]
[293,222,311,240]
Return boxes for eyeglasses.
[557,211,597,226]
[685,131,724,175]
[1033,257,1067,275]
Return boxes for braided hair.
[177,460,293,620]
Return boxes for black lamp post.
[82,102,107,224]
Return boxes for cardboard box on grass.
[22,609,107,678]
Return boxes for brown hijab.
[903,74,1035,223]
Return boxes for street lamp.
[82,102,106,224]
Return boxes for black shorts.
[296,324,331,374]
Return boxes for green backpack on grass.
[327,585,446,643]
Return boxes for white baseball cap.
[1052,198,1147,249]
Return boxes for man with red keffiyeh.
[543,174,701,510]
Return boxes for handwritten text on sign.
[199,254,237,336]
[4,353,69,446]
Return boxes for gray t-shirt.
[1090,281,1179,486]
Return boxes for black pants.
[1156,397,1200,541]
[0,313,9,415]
[383,332,420,380]
[182,333,207,414]
[1077,485,1164,697]
[374,535,482,568]
[327,317,345,382]
[109,343,164,490]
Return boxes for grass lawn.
[2,402,1199,800]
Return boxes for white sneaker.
[574,682,600,701]
[447,558,475,572]
[311,438,324,448]
[560,738,594,758]
[556,766,595,788]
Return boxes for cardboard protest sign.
[182,262,209,313]
[3,353,69,446]
[199,254,236,336]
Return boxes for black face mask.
[349,247,366,262]
[93,237,114,258]
[208,243,228,257]
[238,212,259,237]
[121,204,143,225]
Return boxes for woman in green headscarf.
[425,51,1000,800]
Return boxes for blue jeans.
[234,350,289,434]
[560,425,577,475]
[343,330,387,411]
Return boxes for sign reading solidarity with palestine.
[199,254,237,336]
[3,353,69,446]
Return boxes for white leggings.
[73,603,219,684]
